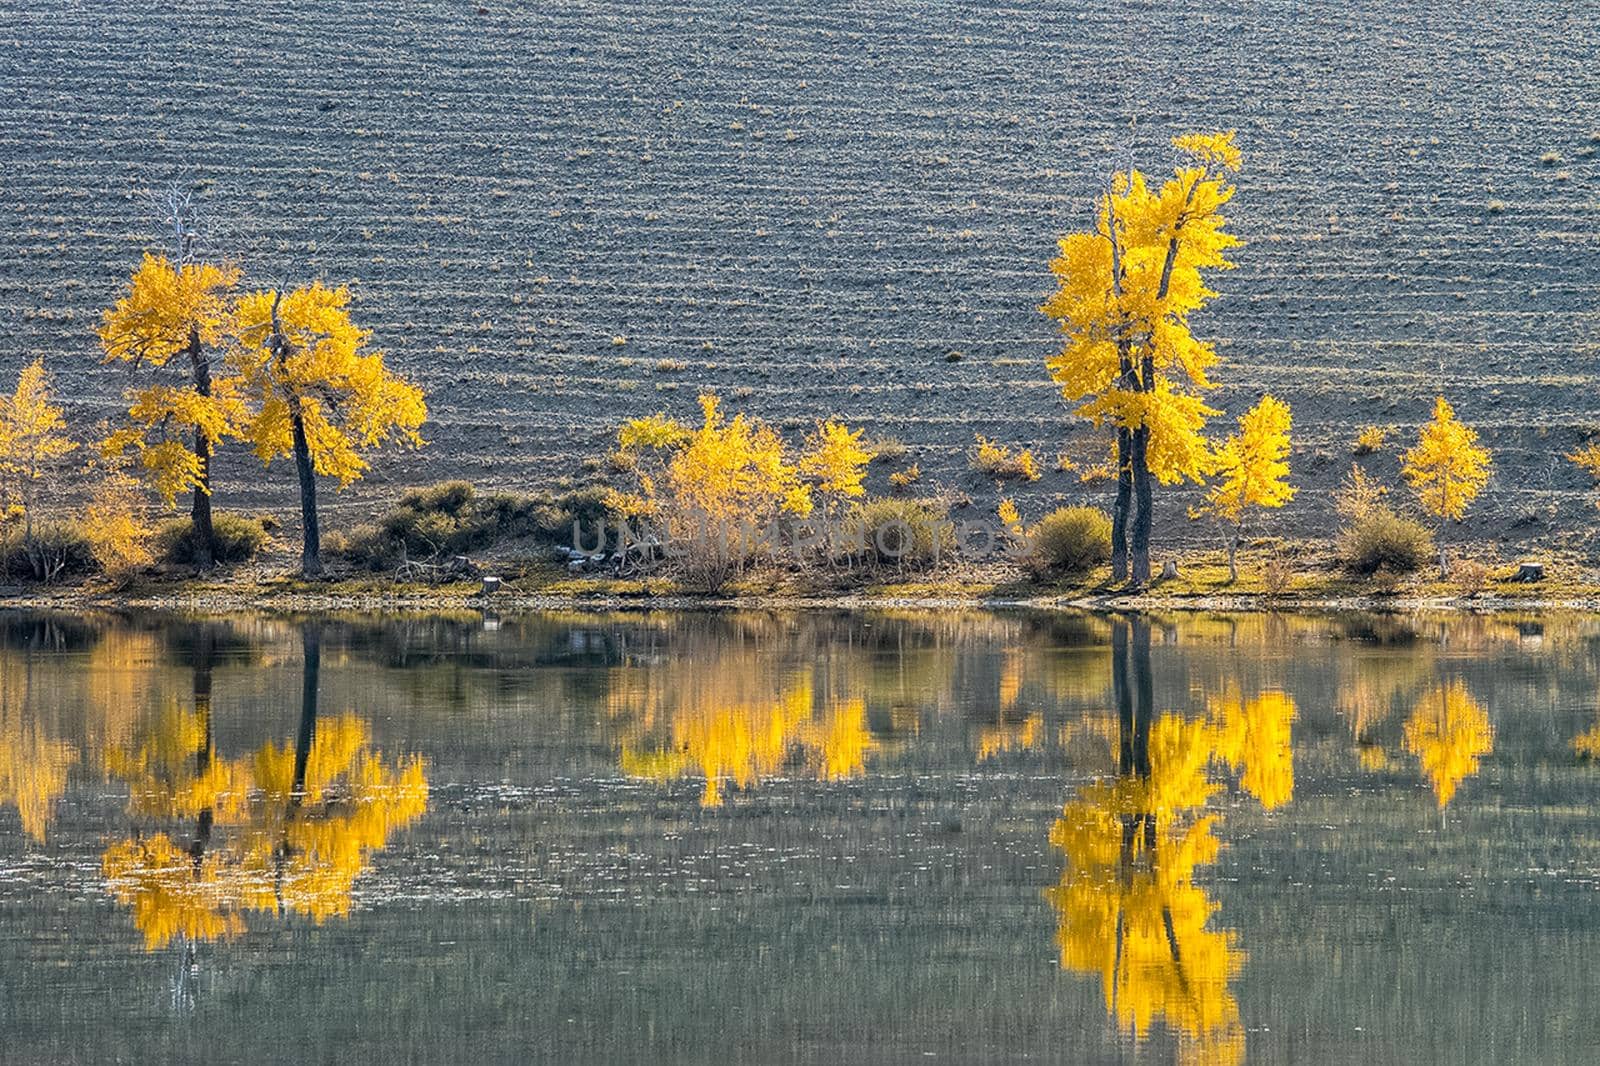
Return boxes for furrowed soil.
[2,0,1598,553]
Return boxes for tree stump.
[1514,562,1545,583]
[1160,560,1180,581]
[481,575,502,596]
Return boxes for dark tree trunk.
[291,412,322,578]
[1129,426,1153,587]
[1111,428,1132,581]
[187,330,216,570]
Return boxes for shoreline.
[0,583,1590,615]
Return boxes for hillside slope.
[2,0,1597,548]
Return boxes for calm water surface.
[1,608,1598,1065]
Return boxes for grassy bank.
[1,543,1591,614]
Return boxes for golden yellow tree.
[0,359,78,538]
[1401,397,1491,577]
[229,283,427,576]
[79,458,156,580]
[1403,681,1493,808]
[613,394,811,588]
[99,254,243,566]
[802,419,872,510]
[1195,395,1296,581]
[1041,131,1243,586]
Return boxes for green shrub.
[332,481,615,570]
[1027,506,1112,577]
[0,524,97,582]
[156,513,270,565]
[1339,508,1433,575]
[844,497,953,570]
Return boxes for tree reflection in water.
[1046,616,1301,1066]
[101,623,428,959]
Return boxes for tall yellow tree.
[1195,395,1296,581]
[1401,397,1491,577]
[229,283,427,576]
[0,359,78,538]
[1042,131,1243,586]
[99,253,243,567]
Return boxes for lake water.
[1,608,1598,1064]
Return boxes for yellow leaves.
[80,460,155,577]
[1200,395,1296,525]
[106,380,249,503]
[801,419,872,501]
[229,282,427,488]
[1042,130,1244,497]
[0,358,77,514]
[997,497,1023,535]
[971,434,1041,481]
[1173,130,1244,172]
[1403,681,1493,808]
[1567,442,1600,502]
[618,412,691,453]
[1402,396,1491,523]
[98,254,240,367]
[617,392,813,537]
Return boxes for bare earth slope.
[1,0,1597,548]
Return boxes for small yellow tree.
[801,419,873,557]
[1196,395,1296,581]
[1401,397,1491,577]
[0,359,78,539]
[229,283,427,576]
[613,394,812,588]
[80,458,156,581]
[99,254,243,567]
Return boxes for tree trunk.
[1129,426,1153,587]
[1226,537,1239,584]
[187,330,216,570]
[291,411,322,577]
[1111,428,1132,581]
[1438,541,1449,580]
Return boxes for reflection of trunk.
[1114,616,1157,859]
[187,328,217,570]
[292,625,321,803]
[277,624,321,914]
[189,627,216,869]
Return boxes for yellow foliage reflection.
[1209,690,1297,810]
[620,673,875,807]
[0,714,75,843]
[103,705,427,950]
[1044,620,1295,1066]
[1046,712,1245,1066]
[1403,682,1493,808]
